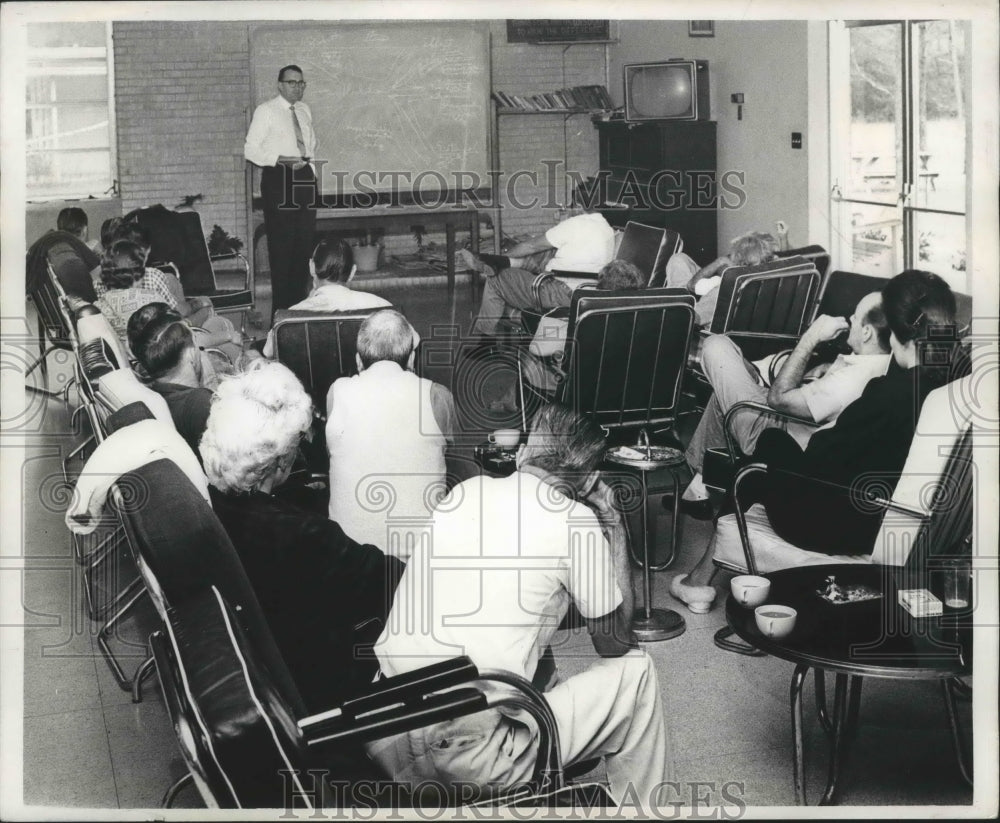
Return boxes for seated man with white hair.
[326,309,456,560]
[201,360,404,709]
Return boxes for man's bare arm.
[767,314,848,417]
[583,480,638,656]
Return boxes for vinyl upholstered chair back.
[708,255,822,361]
[150,585,313,809]
[271,309,379,413]
[559,288,696,437]
[115,459,307,715]
[776,244,830,281]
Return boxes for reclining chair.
[519,287,697,574]
[25,261,76,398]
[521,222,681,335]
[152,585,588,809]
[127,204,254,331]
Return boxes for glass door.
[829,20,969,292]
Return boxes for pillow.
[96,369,172,424]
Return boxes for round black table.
[726,563,972,805]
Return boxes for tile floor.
[12,278,976,814]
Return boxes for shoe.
[669,574,717,614]
[679,496,716,521]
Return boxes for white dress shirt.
[244,95,317,168]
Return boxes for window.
[829,20,969,292]
[26,21,117,201]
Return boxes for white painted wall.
[609,20,811,252]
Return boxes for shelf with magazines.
[491,84,613,115]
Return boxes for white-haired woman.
[201,361,404,710]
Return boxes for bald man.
[681,291,893,508]
[325,310,456,559]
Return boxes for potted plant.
[353,229,382,273]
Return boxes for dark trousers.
[755,428,881,556]
[261,163,318,319]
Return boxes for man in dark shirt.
[26,207,101,302]
[126,302,213,456]
[200,361,403,710]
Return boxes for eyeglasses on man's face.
[281,80,307,87]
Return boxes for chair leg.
[815,669,833,735]
[96,583,150,691]
[131,654,157,704]
[713,625,766,656]
[82,531,128,621]
[162,773,195,808]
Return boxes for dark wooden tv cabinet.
[593,120,718,263]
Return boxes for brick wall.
[489,22,605,242]
[113,22,251,252]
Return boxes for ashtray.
[815,575,883,605]
[606,445,685,470]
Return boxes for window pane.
[913,21,967,212]
[27,105,110,151]
[912,211,967,292]
[843,202,903,276]
[27,22,106,48]
[27,74,108,105]
[27,150,112,200]
[846,25,903,203]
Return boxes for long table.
[252,203,480,292]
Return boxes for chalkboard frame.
[247,21,494,209]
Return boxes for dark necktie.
[290,104,307,157]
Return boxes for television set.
[624,60,710,122]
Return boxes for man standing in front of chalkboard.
[245,64,319,320]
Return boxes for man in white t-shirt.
[368,403,670,808]
[466,210,616,337]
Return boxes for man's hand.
[584,479,622,528]
[805,314,849,344]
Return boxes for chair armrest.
[299,656,479,731]
[722,400,819,462]
[730,462,769,576]
[530,270,598,307]
[210,251,251,291]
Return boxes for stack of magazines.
[492,85,613,112]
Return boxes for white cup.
[755,605,797,639]
[731,575,770,608]
[488,429,521,448]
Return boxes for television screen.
[624,60,710,122]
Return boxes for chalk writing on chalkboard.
[251,23,491,197]
[506,20,612,43]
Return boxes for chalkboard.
[250,22,491,199]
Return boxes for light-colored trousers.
[472,267,572,336]
[366,649,671,808]
[685,334,778,471]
